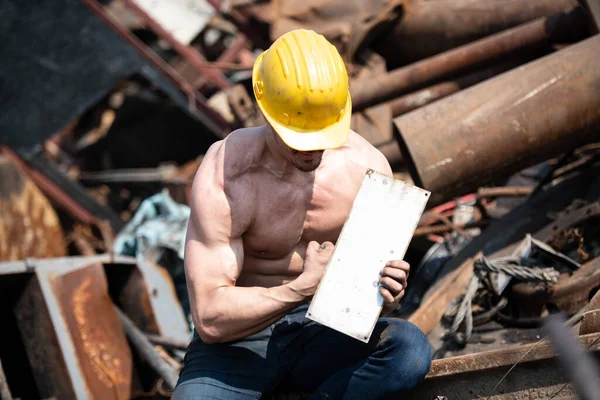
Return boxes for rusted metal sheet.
[50,264,132,400]
[0,155,67,261]
[0,256,134,399]
[409,255,476,335]
[377,0,579,65]
[1,254,189,398]
[269,0,403,60]
[393,34,600,205]
[351,8,585,111]
[409,332,600,399]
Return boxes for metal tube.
[146,333,190,351]
[388,58,533,117]
[393,34,600,205]
[377,0,578,65]
[350,8,585,111]
[115,307,180,389]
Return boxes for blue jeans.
[172,304,431,400]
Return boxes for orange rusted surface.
[0,155,67,261]
[53,263,132,400]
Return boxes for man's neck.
[262,126,315,182]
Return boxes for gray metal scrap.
[377,0,579,65]
[393,34,600,205]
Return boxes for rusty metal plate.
[48,263,132,400]
[0,155,66,261]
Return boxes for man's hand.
[379,260,410,314]
[290,241,334,298]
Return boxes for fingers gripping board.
[306,170,430,342]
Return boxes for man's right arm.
[184,142,332,344]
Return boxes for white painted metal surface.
[132,0,214,45]
[307,170,430,342]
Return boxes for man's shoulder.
[200,126,266,179]
[340,130,392,173]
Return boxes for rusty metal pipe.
[477,186,535,199]
[115,307,179,389]
[377,0,578,65]
[351,8,585,111]
[388,58,534,117]
[393,34,600,205]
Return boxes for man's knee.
[377,319,432,389]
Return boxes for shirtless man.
[173,30,432,400]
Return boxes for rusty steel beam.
[377,0,579,65]
[408,332,600,399]
[120,0,232,90]
[393,34,600,205]
[80,0,231,138]
[350,8,585,111]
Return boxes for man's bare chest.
[243,180,357,258]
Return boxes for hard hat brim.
[258,95,352,152]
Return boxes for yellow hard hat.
[252,29,351,151]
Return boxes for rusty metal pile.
[1,0,600,399]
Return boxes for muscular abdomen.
[236,246,306,288]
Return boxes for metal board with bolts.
[307,170,430,342]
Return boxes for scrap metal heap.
[1,0,600,398]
